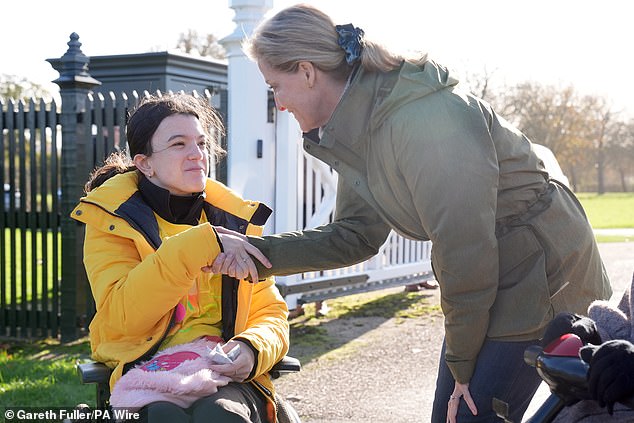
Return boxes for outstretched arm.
[211,177,391,280]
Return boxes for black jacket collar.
[138,174,205,226]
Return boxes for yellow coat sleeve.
[84,220,221,336]
[234,277,290,379]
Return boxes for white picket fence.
[275,152,434,307]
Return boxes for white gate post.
[222,1,306,308]
[274,111,301,233]
[274,111,303,308]
[221,0,275,231]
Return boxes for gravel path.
[274,242,634,423]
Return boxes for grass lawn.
[0,338,94,408]
[3,228,60,303]
[577,193,634,243]
[577,192,634,229]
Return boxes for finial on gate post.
[47,32,101,89]
[47,32,100,342]
[220,0,274,203]
[222,0,273,58]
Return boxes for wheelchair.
[492,334,634,423]
[77,356,302,423]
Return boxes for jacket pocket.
[488,226,552,338]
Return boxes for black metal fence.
[1,36,226,341]
[1,97,62,339]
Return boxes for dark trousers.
[138,382,267,423]
[431,338,543,422]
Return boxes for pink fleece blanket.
[110,336,232,410]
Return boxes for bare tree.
[605,118,634,192]
[0,74,50,100]
[492,82,590,189]
[176,30,226,60]
[575,95,620,194]
[444,72,634,192]
[460,66,499,101]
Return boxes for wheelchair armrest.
[78,355,300,383]
[77,361,113,385]
[269,355,301,379]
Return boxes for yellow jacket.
[71,172,289,418]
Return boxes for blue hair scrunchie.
[335,24,364,65]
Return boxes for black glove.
[580,340,634,414]
[541,312,602,348]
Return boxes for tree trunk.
[620,168,629,192]
[569,166,578,192]
[596,150,605,194]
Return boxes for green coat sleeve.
[248,176,391,278]
[390,99,500,383]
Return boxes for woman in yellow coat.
[71,94,289,423]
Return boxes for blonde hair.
[244,4,422,78]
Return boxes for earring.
[147,171,154,178]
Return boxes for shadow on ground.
[287,289,441,364]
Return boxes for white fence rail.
[275,151,434,307]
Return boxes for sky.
[2,0,633,117]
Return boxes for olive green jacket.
[250,60,611,383]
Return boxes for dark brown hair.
[85,93,225,192]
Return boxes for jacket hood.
[318,59,460,148]
[82,171,139,213]
[370,59,460,128]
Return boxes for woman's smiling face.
[258,60,335,132]
[135,114,209,195]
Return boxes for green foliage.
[0,339,93,408]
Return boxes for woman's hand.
[202,226,271,281]
[447,381,478,423]
[209,340,255,382]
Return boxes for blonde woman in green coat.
[212,4,612,422]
